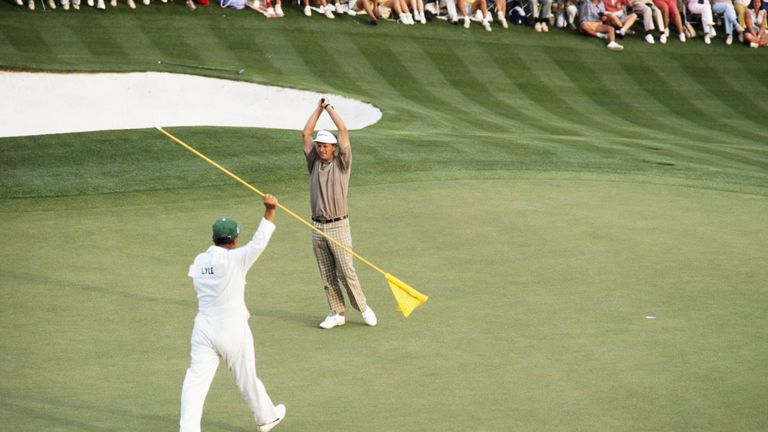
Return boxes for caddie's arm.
[322,98,350,152]
[263,194,277,222]
[302,98,325,155]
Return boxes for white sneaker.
[660,32,667,44]
[534,21,542,32]
[303,4,311,15]
[750,41,758,48]
[704,35,711,44]
[28,0,34,9]
[482,19,492,31]
[419,12,426,23]
[127,0,135,8]
[399,13,410,24]
[464,16,470,28]
[97,0,105,9]
[319,313,345,329]
[679,32,686,42]
[143,0,149,4]
[606,40,624,51]
[257,404,286,432]
[15,0,22,6]
[499,16,508,28]
[645,34,655,44]
[63,1,70,9]
[709,26,716,37]
[541,22,549,32]
[362,307,377,326]
[324,7,335,18]
[596,32,608,39]
[72,2,79,8]
[274,3,283,16]
[725,34,732,45]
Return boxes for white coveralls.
[180,218,280,432]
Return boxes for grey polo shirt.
[305,145,351,220]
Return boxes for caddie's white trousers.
[180,315,278,432]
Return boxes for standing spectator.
[578,0,626,49]
[532,0,554,31]
[301,98,378,330]
[711,0,744,44]
[686,0,716,43]
[744,0,768,46]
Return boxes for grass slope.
[1,4,767,432]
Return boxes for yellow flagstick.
[156,126,428,317]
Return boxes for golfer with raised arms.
[302,97,377,329]
[179,194,285,432]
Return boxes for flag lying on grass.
[156,126,429,318]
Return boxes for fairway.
[1,3,767,432]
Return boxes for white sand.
[0,71,382,138]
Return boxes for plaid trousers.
[311,218,367,315]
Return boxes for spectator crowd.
[13,0,768,50]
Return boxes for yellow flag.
[385,273,428,317]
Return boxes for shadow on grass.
[1,393,250,432]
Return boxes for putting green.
[1,178,765,431]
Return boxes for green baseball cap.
[212,217,240,243]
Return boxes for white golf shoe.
[319,313,345,329]
[362,307,377,327]
[257,404,286,432]
[645,33,655,44]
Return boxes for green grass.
[1,3,767,432]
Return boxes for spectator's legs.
[733,1,746,28]
[580,21,618,42]
[621,12,637,33]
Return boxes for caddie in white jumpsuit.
[179,194,286,432]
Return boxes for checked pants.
[312,218,368,315]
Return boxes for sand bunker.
[0,71,382,138]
